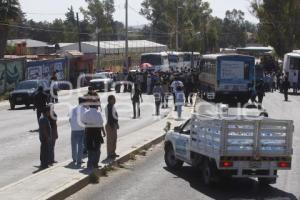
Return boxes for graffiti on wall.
[0,60,24,94]
[26,59,66,81]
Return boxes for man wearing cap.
[38,105,52,169]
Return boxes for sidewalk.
[0,106,192,200]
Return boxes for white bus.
[140,52,169,72]
[183,52,200,70]
[283,52,300,89]
[167,51,184,72]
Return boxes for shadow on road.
[9,106,34,111]
[164,166,297,200]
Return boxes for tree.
[0,0,21,58]
[251,0,300,57]
[140,0,212,51]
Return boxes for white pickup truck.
[164,104,294,186]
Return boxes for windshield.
[16,81,38,90]
[93,74,108,79]
[141,55,162,65]
[168,55,179,63]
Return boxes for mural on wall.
[6,61,23,91]
[26,59,66,81]
[0,60,24,94]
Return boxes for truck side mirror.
[174,126,181,132]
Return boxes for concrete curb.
[45,134,166,200]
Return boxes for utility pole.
[76,13,82,52]
[176,0,179,51]
[125,0,129,72]
[96,16,101,69]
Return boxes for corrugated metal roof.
[7,39,51,48]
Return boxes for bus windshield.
[141,55,162,65]
[220,60,250,80]
[168,55,179,63]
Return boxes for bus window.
[290,57,300,70]
[244,63,250,80]
[141,55,162,65]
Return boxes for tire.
[10,102,15,110]
[164,144,183,170]
[258,177,277,185]
[202,159,219,186]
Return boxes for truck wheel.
[164,145,183,170]
[258,177,277,185]
[202,159,219,186]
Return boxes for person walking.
[38,105,52,170]
[152,82,163,116]
[131,84,143,119]
[171,77,184,111]
[83,105,106,169]
[105,95,119,159]
[69,97,86,167]
[256,79,265,110]
[146,74,152,94]
[175,86,185,120]
[282,76,291,101]
[50,71,59,103]
[33,86,49,124]
[49,108,58,165]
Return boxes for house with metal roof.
[7,39,55,55]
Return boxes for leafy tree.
[0,0,22,58]
[251,0,300,57]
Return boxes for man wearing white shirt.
[171,77,184,111]
[69,97,86,167]
[82,105,106,169]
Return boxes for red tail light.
[220,161,233,168]
[278,161,291,168]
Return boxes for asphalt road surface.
[68,91,300,200]
[0,88,172,188]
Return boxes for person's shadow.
[164,166,298,200]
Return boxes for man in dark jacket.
[39,105,52,169]
[282,76,291,101]
[33,86,49,123]
[256,80,265,110]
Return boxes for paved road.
[0,88,172,188]
[68,91,300,200]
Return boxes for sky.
[19,0,259,26]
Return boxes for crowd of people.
[32,67,297,171]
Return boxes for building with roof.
[7,39,55,55]
[58,40,168,55]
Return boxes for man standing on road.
[69,97,86,167]
[83,105,106,169]
[38,105,52,170]
[33,86,49,124]
[49,108,58,165]
[50,71,59,103]
[131,83,143,119]
[152,82,163,116]
[105,95,119,160]
[282,76,291,101]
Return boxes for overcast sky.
[19,0,258,26]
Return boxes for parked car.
[9,80,50,110]
[89,72,114,91]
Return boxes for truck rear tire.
[258,177,277,185]
[202,159,219,186]
[164,144,183,170]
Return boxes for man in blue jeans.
[69,97,86,167]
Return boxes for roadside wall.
[0,58,25,94]
[25,58,68,81]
